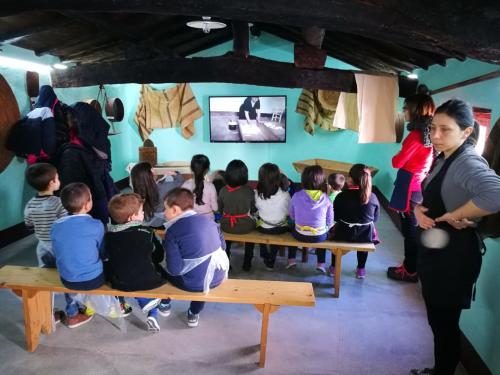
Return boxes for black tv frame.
[208,95,287,143]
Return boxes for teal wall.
[0,32,406,230]
[417,59,500,374]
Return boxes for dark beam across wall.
[50,54,418,96]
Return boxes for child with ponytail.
[329,164,380,279]
[182,154,218,218]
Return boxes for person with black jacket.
[56,102,117,224]
[103,193,168,333]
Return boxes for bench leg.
[22,289,53,352]
[333,250,342,298]
[254,304,280,368]
[301,248,309,263]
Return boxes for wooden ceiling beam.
[50,54,418,98]
[2,1,498,63]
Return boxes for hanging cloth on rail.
[134,83,202,141]
[296,89,341,135]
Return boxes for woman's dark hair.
[190,154,210,206]
[434,99,479,145]
[349,164,372,205]
[301,165,326,191]
[404,94,436,121]
[130,162,159,220]
[225,159,248,187]
[256,163,281,199]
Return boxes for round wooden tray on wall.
[84,99,102,114]
[26,71,40,98]
[105,97,124,122]
[0,74,21,173]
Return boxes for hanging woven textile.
[134,83,202,141]
[295,89,341,135]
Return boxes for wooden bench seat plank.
[221,230,375,298]
[0,265,315,367]
[0,266,315,307]
[222,231,375,252]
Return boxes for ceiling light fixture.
[407,73,418,80]
[186,16,227,34]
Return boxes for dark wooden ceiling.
[1,1,499,74]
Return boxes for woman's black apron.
[417,144,483,309]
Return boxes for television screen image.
[209,96,286,142]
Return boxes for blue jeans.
[36,241,55,268]
[288,230,328,263]
[64,293,86,317]
[162,298,205,315]
[135,297,170,318]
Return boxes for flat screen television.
[209,96,286,143]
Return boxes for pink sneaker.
[286,259,297,269]
[356,267,366,279]
[316,263,326,274]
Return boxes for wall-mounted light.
[407,73,418,80]
[0,56,52,74]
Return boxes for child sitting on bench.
[162,188,229,327]
[51,183,105,328]
[104,193,168,332]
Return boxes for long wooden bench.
[0,265,315,368]
[222,231,375,298]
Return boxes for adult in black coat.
[56,102,117,224]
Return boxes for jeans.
[401,191,422,273]
[257,226,288,266]
[64,293,86,317]
[36,241,55,268]
[162,298,205,315]
[288,230,328,263]
[135,297,170,318]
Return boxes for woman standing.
[388,94,435,282]
[410,100,500,375]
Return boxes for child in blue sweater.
[51,182,105,328]
[162,188,229,327]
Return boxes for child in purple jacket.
[288,166,334,273]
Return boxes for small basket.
[139,139,157,167]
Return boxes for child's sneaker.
[187,309,199,328]
[285,259,297,269]
[120,302,133,317]
[142,298,161,314]
[387,264,418,283]
[146,316,160,332]
[158,302,171,317]
[316,263,326,274]
[79,306,95,316]
[327,265,335,277]
[356,267,366,279]
[264,258,274,271]
[66,312,93,328]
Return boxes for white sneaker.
[187,310,199,328]
[142,298,161,314]
[146,316,160,332]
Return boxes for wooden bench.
[222,231,375,298]
[0,265,315,367]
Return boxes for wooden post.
[254,304,280,368]
[333,250,343,298]
[22,289,52,352]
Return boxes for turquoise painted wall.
[108,32,404,199]
[417,59,500,374]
